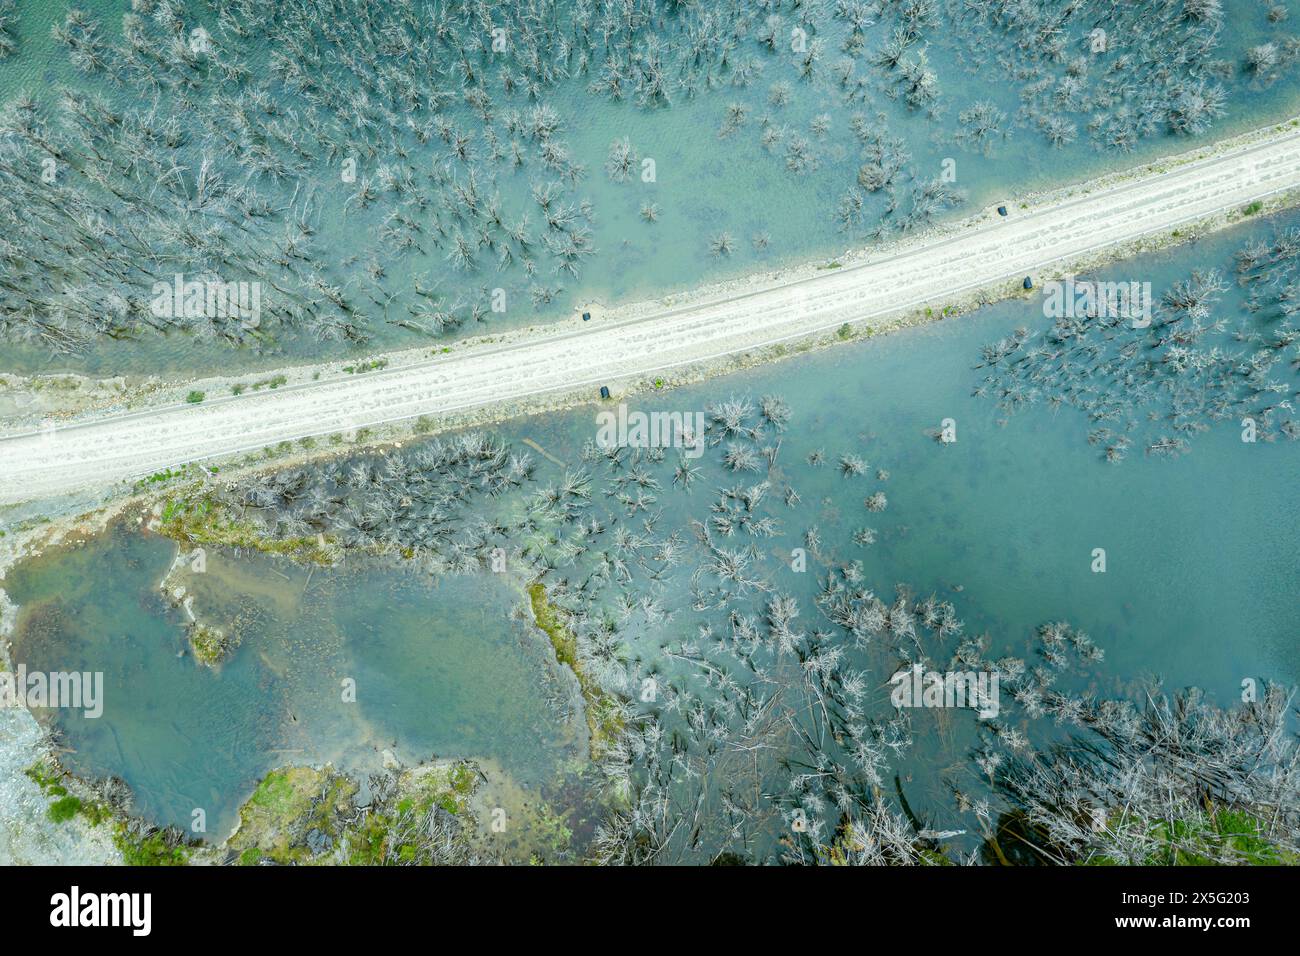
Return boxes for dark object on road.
[582,311,591,321]
[1023,276,1033,289]
[997,205,1008,216]
[599,385,611,399]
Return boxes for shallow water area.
[4,523,581,839]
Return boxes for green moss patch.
[343,762,480,866]
[1089,805,1300,866]
[157,494,335,565]
[228,766,357,865]
[113,823,192,866]
[227,760,485,866]
[26,760,111,827]
[527,581,625,758]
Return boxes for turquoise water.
[1,0,1297,377]
[500,212,1299,702]
[6,211,1294,856]
[4,524,580,839]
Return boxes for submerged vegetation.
[112,375,1300,865]
[976,225,1300,460]
[157,431,532,571]
[2,0,1295,366]
[994,685,1300,866]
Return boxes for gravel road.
[3,119,1299,505]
